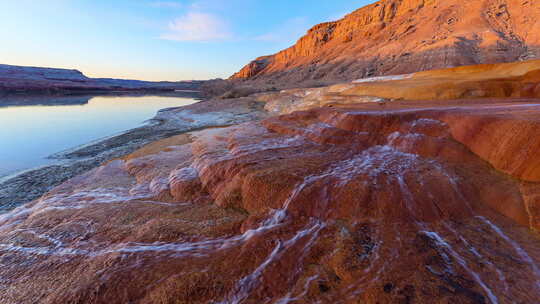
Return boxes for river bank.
[0,95,268,212]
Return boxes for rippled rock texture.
[1,99,540,303]
[232,0,540,88]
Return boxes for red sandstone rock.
[1,99,540,303]
[232,0,540,88]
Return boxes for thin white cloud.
[189,0,228,11]
[150,1,183,9]
[160,12,231,42]
[254,17,311,43]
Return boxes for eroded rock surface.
[1,100,539,303]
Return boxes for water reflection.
[0,93,199,177]
[0,91,199,108]
[0,95,91,108]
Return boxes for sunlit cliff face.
[232,0,540,87]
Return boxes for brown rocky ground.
[2,67,540,302]
[231,0,540,90]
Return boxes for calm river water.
[0,94,198,178]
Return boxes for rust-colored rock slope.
[2,59,540,302]
[1,100,540,303]
[259,59,540,114]
[232,0,540,87]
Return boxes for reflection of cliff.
[0,91,201,108]
[0,64,204,94]
[0,95,91,108]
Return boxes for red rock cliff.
[231,0,540,85]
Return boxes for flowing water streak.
[433,163,474,213]
[0,204,33,233]
[229,135,307,157]
[0,195,275,260]
[0,168,326,261]
[342,156,423,298]
[443,223,509,293]
[223,221,324,304]
[274,274,320,304]
[421,230,499,304]
[0,186,177,255]
[476,216,540,289]
[391,159,499,303]
[264,145,402,226]
[268,173,326,226]
[396,175,420,221]
[100,216,286,258]
[227,242,282,304]
[265,144,424,299]
[352,73,414,83]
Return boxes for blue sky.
[0,0,372,81]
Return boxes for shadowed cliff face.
[232,0,540,87]
[1,99,540,303]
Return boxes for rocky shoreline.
[0,95,267,213]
